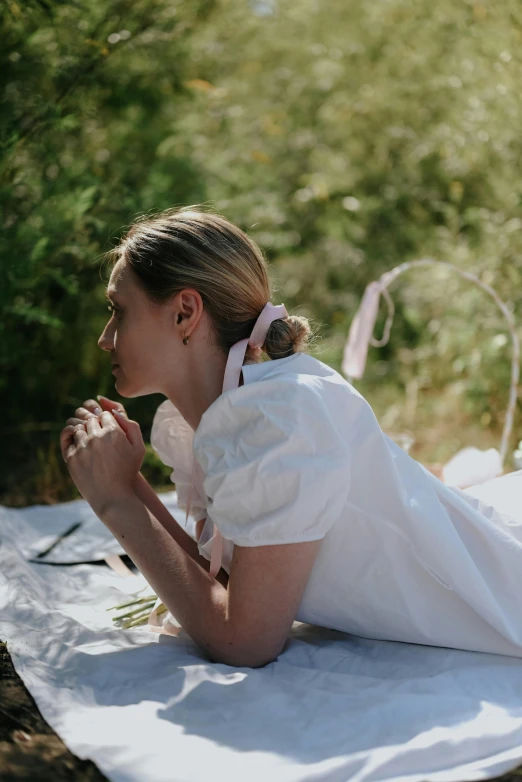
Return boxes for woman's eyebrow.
[105,288,120,303]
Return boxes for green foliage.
[2,0,522,504]
[1,0,214,501]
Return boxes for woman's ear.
[177,289,205,331]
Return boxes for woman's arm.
[100,493,321,668]
[101,494,231,656]
[133,472,229,588]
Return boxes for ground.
[0,641,107,781]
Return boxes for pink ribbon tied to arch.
[341,280,384,381]
[341,259,520,489]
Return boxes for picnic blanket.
[1,483,522,782]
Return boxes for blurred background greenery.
[2,0,522,506]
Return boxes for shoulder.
[192,361,359,486]
[194,369,335,448]
[193,353,367,451]
[192,358,356,545]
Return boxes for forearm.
[100,494,235,662]
[133,473,228,588]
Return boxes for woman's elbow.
[215,652,277,669]
[206,642,280,668]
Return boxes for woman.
[60,205,522,667]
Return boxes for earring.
[183,334,190,345]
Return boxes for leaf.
[73,186,98,219]
[30,237,49,264]
[5,303,64,329]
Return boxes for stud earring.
[183,334,190,345]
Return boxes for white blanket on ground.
[1,488,522,782]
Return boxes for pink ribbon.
[189,302,288,578]
[341,281,382,380]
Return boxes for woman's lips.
[112,364,120,373]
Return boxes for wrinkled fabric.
[150,399,207,525]
[193,376,353,545]
[2,493,522,782]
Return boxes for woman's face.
[98,260,183,398]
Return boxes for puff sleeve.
[192,377,351,547]
[150,400,208,524]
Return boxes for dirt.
[0,641,107,781]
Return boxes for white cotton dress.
[150,351,522,658]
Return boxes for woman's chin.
[113,371,156,398]
[112,376,128,395]
[113,379,145,399]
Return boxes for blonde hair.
[103,204,314,362]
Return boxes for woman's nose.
[98,324,114,351]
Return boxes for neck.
[166,348,230,433]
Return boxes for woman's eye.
[107,304,121,318]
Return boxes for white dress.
[151,352,522,658]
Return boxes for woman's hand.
[65,395,128,429]
[60,408,145,520]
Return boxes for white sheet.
[1,490,522,782]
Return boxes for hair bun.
[262,314,312,360]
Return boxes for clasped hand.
[60,397,145,520]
